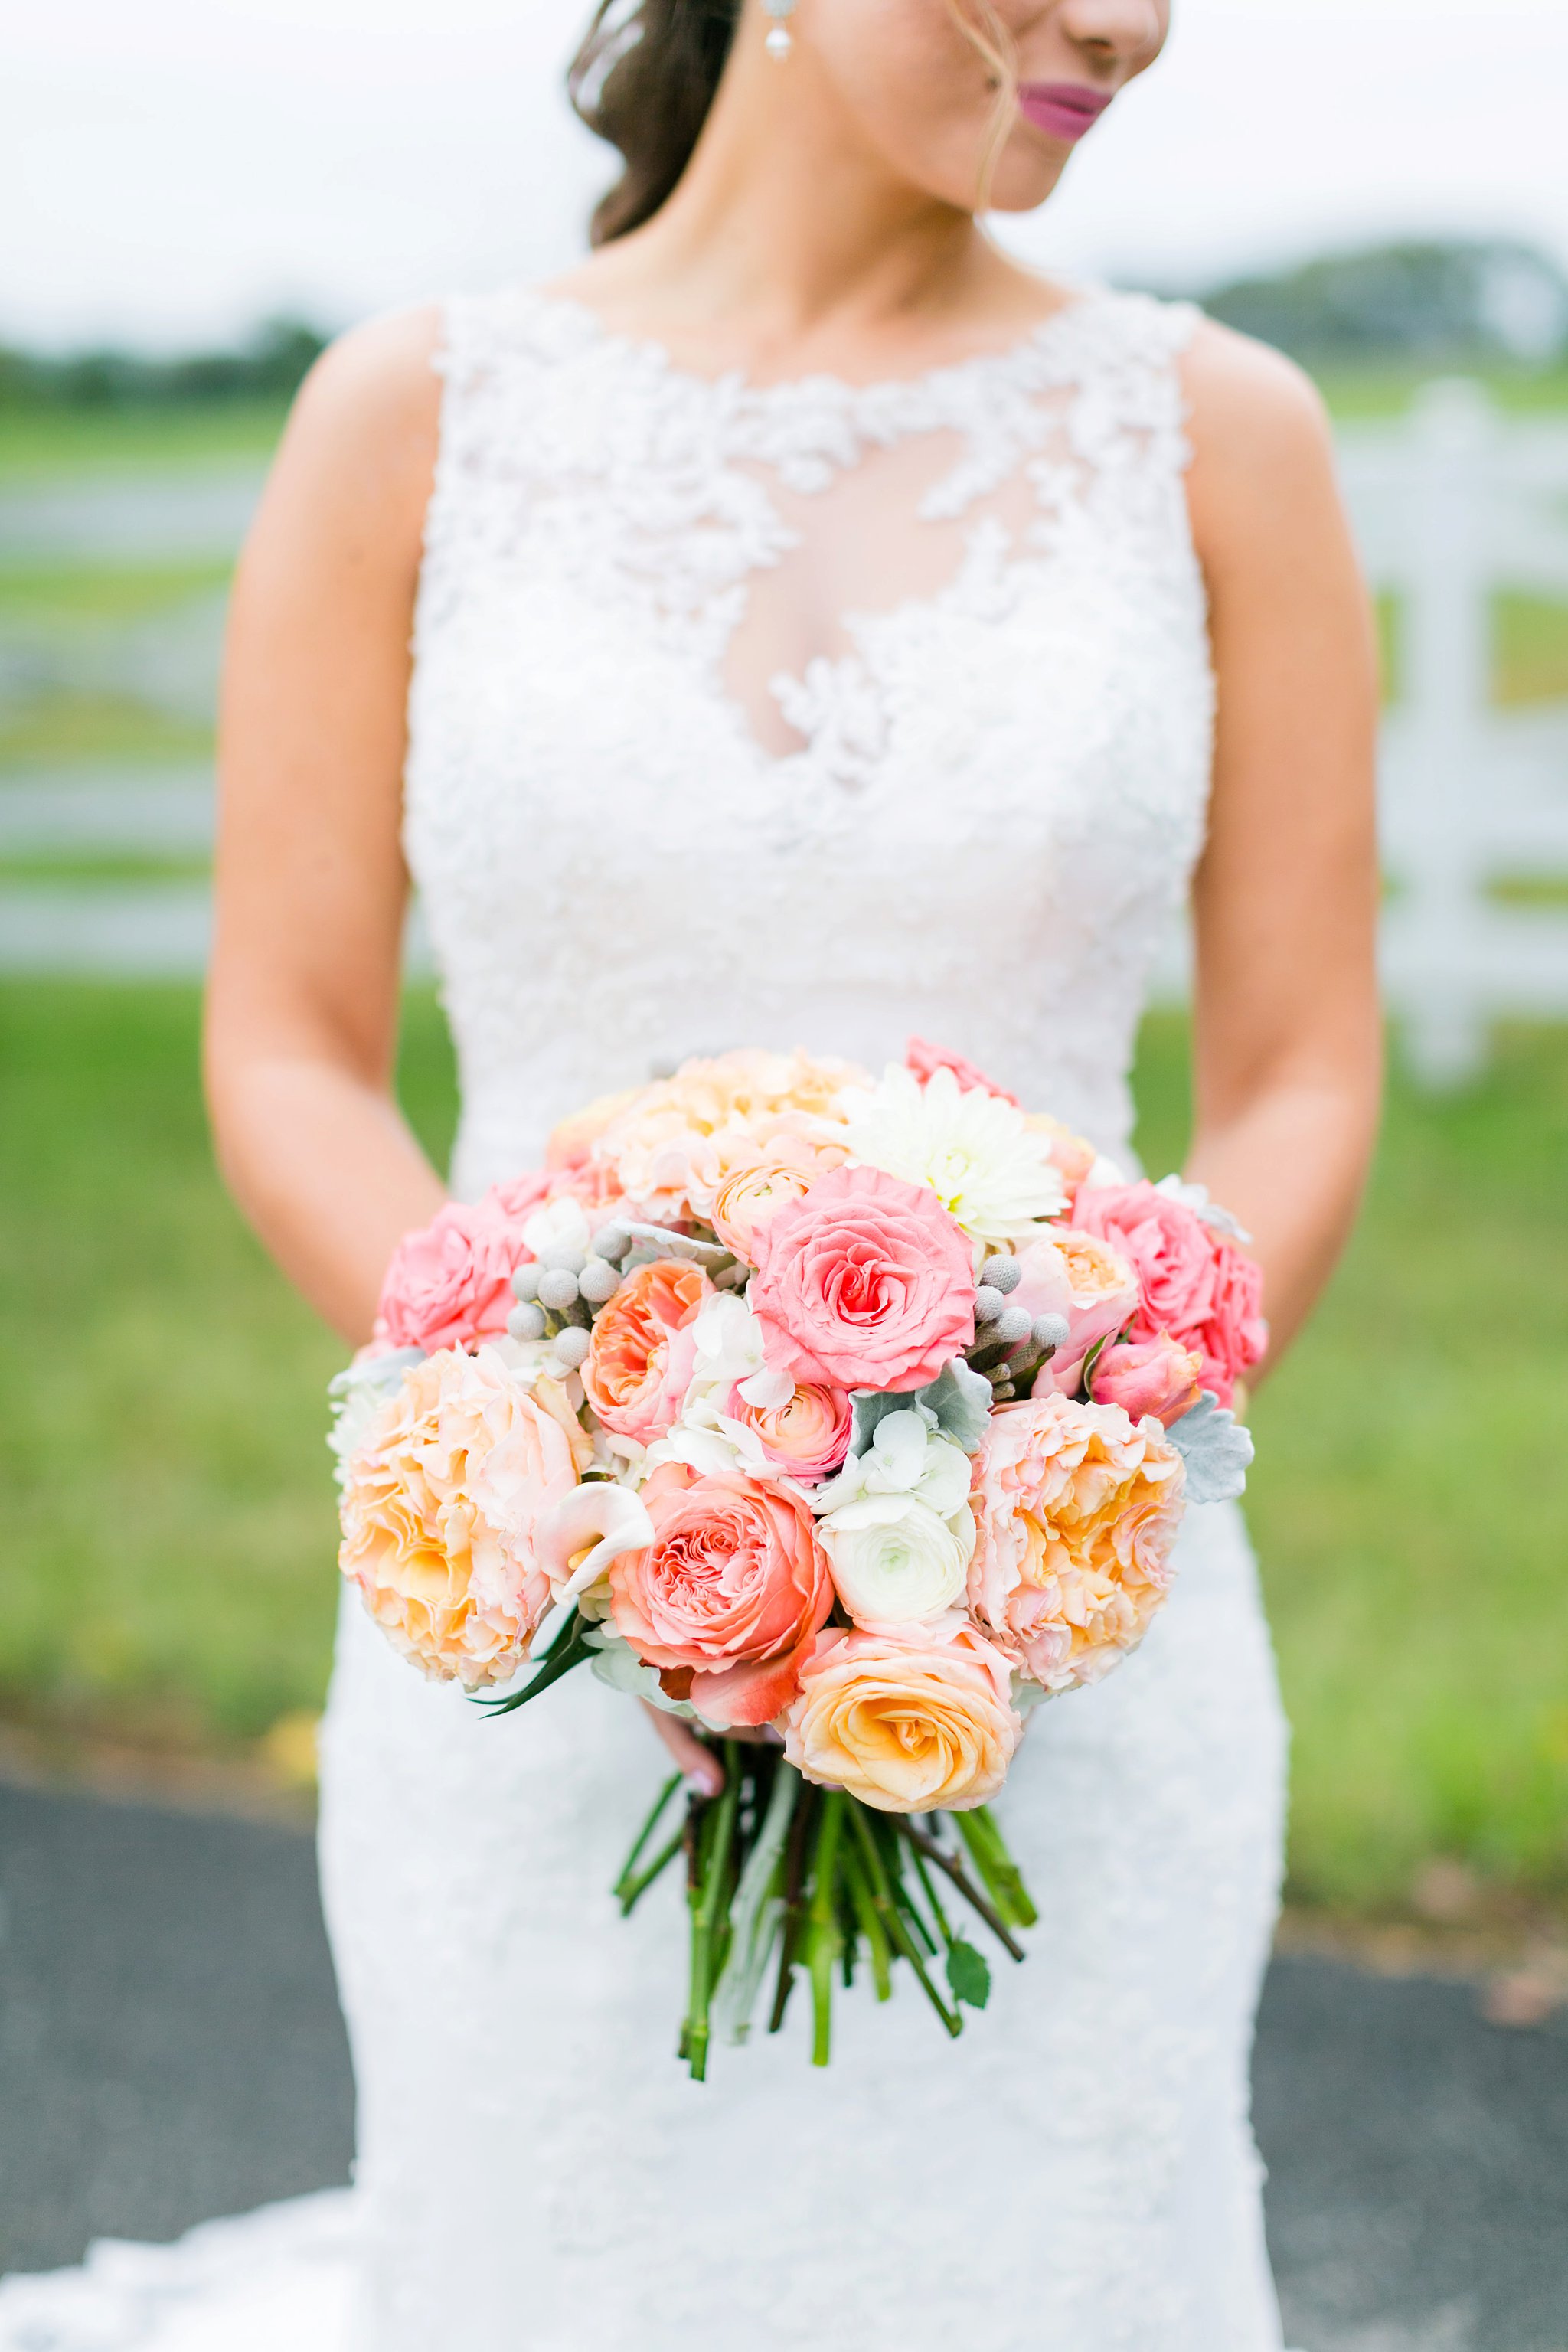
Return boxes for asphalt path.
[2,1779,1564,2350]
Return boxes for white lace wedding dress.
[1,281,1292,2351]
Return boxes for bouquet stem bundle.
[612,1740,1039,2079]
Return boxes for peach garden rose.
[727,1378,854,1482]
[708,1132,850,1258]
[608,1460,835,1729]
[1010,1229,1140,1396]
[338,1349,590,1689]
[586,1048,866,1220]
[968,1390,1185,1694]
[583,1258,714,1445]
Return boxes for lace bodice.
[405,283,1213,1197]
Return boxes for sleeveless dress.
[0,283,1292,2352]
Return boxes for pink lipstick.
[1017,82,1115,142]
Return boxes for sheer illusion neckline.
[517,280,1112,409]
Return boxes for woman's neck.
[555,28,1058,384]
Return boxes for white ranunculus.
[820,1492,976,1628]
[838,1063,1067,1244]
[812,1410,972,1523]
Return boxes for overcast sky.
[5,0,1566,349]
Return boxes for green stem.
[954,1807,1039,1929]
[840,1832,893,2001]
[871,1815,939,1955]
[613,1772,683,1907]
[768,1780,817,2035]
[909,1841,954,1950]
[684,1744,741,2082]
[807,1792,847,2067]
[618,1824,687,1916]
[847,1804,962,2039]
[898,1821,1027,1961]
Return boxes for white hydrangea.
[326,1348,424,1488]
[840,1063,1067,1244]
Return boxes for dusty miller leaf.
[849,1357,993,1461]
[1167,1391,1255,1505]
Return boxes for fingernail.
[685,1771,718,1798]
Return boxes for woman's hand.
[639,1701,782,1797]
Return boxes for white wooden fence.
[2,390,1567,1086]
[1341,382,1568,1083]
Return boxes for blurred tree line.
[2,237,1565,413]
[0,316,327,410]
[1194,237,1568,370]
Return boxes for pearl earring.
[763,0,796,60]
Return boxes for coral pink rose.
[727,1380,853,1481]
[1010,1230,1139,1396]
[782,1621,1021,1813]
[1091,1333,1204,1427]
[582,1259,712,1444]
[338,1351,590,1688]
[904,1036,1020,1107]
[609,1461,835,1728]
[377,1194,528,1354]
[968,1390,1184,1694]
[1071,1182,1268,1407]
[749,1165,975,1393]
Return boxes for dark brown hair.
[568,1,742,247]
[567,1,1018,247]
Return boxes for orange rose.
[582,1259,712,1444]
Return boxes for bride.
[4,2,1381,2346]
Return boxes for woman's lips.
[1017,82,1116,142]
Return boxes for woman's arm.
[205,307,447,1346]
[1181,325,1383,1371]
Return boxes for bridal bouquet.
[331,1044,1265,2075]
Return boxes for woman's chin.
[981,153,1073,216]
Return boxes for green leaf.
[946,1938,991,2010]
[468,1604,592,1716]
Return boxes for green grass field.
[2,982,1564,1917]
[0,401,288,482]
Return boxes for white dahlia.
[840,1064,1067,1245]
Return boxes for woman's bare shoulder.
[1178,316,1344,570]
[252,304,446,567]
